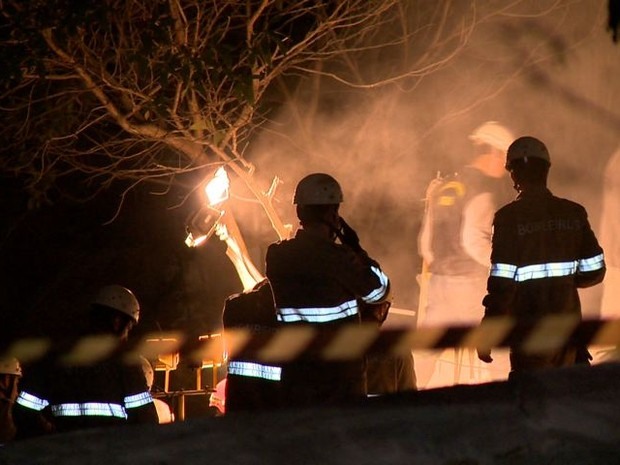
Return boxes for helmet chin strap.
[509,170,522,193]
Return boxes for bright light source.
[185,231,208,248]
[184,206,224,248]
[205,167,230,206]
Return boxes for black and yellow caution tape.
[2,316,620,367]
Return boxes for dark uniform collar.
[295,227,335,244]
[516,185,551,200]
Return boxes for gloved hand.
[338,217,362,251]
[477,347,493,363]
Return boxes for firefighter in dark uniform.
[222,279,282,413]
[14,285,158,438]
[265,173,390,408]
[477,136,606,373]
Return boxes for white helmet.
[293,173,343,205]
[469,121,515,153]
[209,378,227,415]
[506,136,551,169]
[140,356,154,390]
[0,358,22,377]
[92,285,140,323]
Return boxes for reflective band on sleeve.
[277,299,358,323]
[490,263,517,279]
[492,260,594,282]
[361,266,390,304]
[515,261,577,282]
[124,391,154,409]
[50,402,128,419]
[578,253,605,272]
[228,361,282,381]
[16,391,49,411]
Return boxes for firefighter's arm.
[418,204,434,265]
[123,366,159,425]
[337,217,384,267]
[12,368,56,440]
[359,299,392,325]
[576,263,606,288]
[12,396,55,439]
[477,345,493,364]
[126,400,159,424]
[477,215,517,363]
[462,192,495,267]
[335,216,380,267]
[575,211,606,288]
[418,176,447,266]
[332,242,390,306]
[482,212,518,317]
[476,312,503,363]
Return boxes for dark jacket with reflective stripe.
[222,280,282,413]
[266,230,389,322]
[14,355,158,438]
[483,187,605,321]
[265,229,390,407]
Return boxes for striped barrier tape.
[2,315,620,367]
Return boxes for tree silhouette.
[0,1,478,227]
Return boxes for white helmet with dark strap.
[469,121,515,153]
[0,358,22,377]
[293,173,343,205]
[92,285,140,323]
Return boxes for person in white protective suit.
[592,144,620,363]
[416,122,514,389]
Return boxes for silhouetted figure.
[223,279,282,413]
[14,285,158,439]
[265,173,390,408]
[478,137,606,374]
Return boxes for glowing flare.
[205,167,230,206]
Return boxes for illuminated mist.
[241,0,620,315]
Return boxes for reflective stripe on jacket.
[267,230,390,325]
[227,361,281,381]
[483,187,606,320]
[16,390,153,419]
[222,280,284,412]
[490,254,605,281]
[14,356,158,437]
